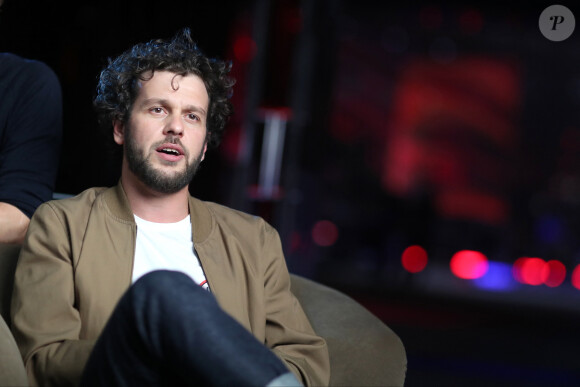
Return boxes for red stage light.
[542,260,566,287]
[572,265,580,290]
[311,220,339,247]
[401,245,428,273]
[514,257,546,286]
[233,35,257,63]
[512,257,527,283]
[450,250,489,279]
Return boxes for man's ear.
[201,141,208,161]
[113,120,125,145]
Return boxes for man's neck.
[121,173,190,223]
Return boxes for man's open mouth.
[158,148,181,156]
[156,144,184,156]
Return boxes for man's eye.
[188,114,199,121]
[151,107,164,114]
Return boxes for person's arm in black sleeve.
[0,56,62,243]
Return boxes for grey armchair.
[0,243,406,386]
[0,244,27,387]
[291,275,407,386]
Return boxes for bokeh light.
[513,257,548,286]
[572,264,580,290]
[542,260,566,287]
[517,257,545,285]
[473,261,516,291]
[401,245,428,273]
[233,35,257,63]
[450,250,489,280]
[311,220,339,247]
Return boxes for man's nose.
[163,115,184,136]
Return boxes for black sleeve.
[0,56,63,218]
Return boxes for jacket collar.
[103,182,214,244]
[188,194,213,244]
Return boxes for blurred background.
[2,0,580,385]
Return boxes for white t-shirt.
[132,214,209,290]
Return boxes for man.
[11,29,329,386]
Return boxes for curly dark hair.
[94,28,235,148]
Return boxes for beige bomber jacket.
[11,183,329,387]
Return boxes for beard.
[124,131,203,194]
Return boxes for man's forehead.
[137,71,207,94]
[134,71,209,110]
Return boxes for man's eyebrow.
[183,104,207,116]
[139,98,207,116]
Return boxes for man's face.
[114,71,209,194]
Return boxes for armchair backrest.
[0,244,27,386]
[290,274,407,386]
[0,243,20,323]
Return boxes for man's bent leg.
[80,270,300,387]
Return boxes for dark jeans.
[80,270,295,387]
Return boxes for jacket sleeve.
[262,224,330,386]
[11,202,95,387]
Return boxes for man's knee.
[133,270,192,293]
[128,270,213,311]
